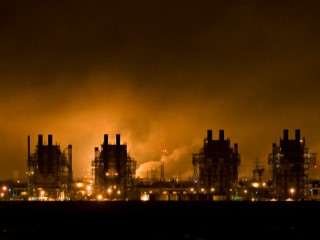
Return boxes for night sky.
[1,0,320,180]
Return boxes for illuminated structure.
[27,135,73,200]
[268,129,317,200]
[252,159,264,182]
[92,134,136,200]
[18,129,319,202]
[160,147,167,182]
[192,130,241,200]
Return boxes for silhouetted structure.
[268,129,317,200]
[252,159,264,182]
[27,135,73,200]
[19,129,320,202]
[160,147,167,182]
[192,130,241,200]
[92,134,136,200]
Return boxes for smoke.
[1,0,320,181]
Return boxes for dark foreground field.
[0,201,319,239]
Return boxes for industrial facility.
[192,130,241,200]
[268,129,317,200]
[91,134,137,200]
[1,129,319,201]
[27,134,73,201]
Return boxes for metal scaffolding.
[268,129,317,200]
[92,134,137,200]
[192,130,241,200]
[27,134,73,200]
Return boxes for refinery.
[1,129,319,202]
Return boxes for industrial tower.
[268,129,317,200]
[192,130,241,200]
[252,159,264,182]
[27,134,73,200]
[160,147,168,182]
[92,134,137,200]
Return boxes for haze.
[1,0,320,180]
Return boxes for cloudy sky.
[1,0,320,181]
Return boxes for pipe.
[283,129,289,141]
[207,130,212,142]
[219,130,224,141]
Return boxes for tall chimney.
[283,129,289,141]
[272,143,277,155]
[28,135,30,160]
[219,129,224,141]
[48,134,52,146]
[116,134,120,145]
[94,147,99,157]
[295,129,300,141]
[68,145,72,178]
[104,134,108,146]
[38,134,43,146]
[207,130,212,142]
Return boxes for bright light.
[39,190,46,201]
[2,186,7,191]
[97,194,103,201]
[252,182,259,188]
[76,182,83,188]
[141,193,149,201]
[290,188,295,198]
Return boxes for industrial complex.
[1,129,319,201]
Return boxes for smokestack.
[207,130,212,142]
[272,143,277,154]
[28,135,30,160]
[283,129,289,140]
[219,129,224,141]
[48,134,52,146]
[104,134,108,146]
[94,147,99,156]
[234,143,238,154]
[116,134,120,145]
[68,145,72,155]
[67,145,73,180]
[295,129,300,141]
[94,147,100,165]
[38,134,43,146]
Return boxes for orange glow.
[0,1,319,184]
